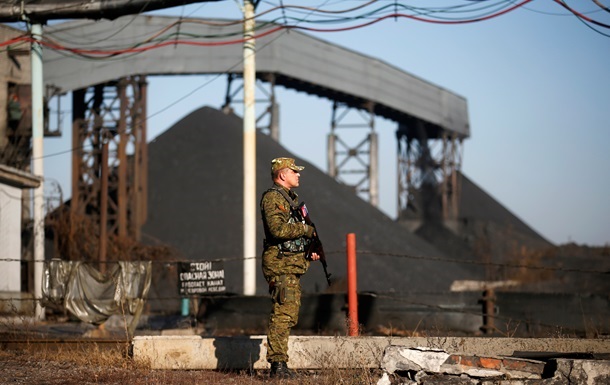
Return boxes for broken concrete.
[382,346,544,380]
[379,346,610,385]
[545,358,610,385]
[382,347,450,374]
[443,354,545,379]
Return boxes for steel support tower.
[223,76,381,207]
[327,101,379,207]
[397,119,464,230]
[71,76,148,242]
[222,73,279,141]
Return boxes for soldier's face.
[282,168,300,188]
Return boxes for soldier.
[260,157,320,379]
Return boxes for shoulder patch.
[277,203,288,212]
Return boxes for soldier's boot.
[270,361,296,379]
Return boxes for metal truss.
[71,76,148,241]
[397,120,463,224]
[222,73,279,141]
[327,101,379,207]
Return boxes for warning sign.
[178,261,226,295]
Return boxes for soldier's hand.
[310,252,320,261]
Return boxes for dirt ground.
[0,319,380,385]
[0,350,264,385]
[0,347,378,385]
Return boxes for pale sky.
[40,1,610,246]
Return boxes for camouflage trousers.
[266,274,301,363]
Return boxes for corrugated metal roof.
[43,15,469,137]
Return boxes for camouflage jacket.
[260,184,311,281]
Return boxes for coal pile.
[414,172,553,263]
[142,106,483,307]
[414,174,610,294]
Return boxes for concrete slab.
[131,336,610,370]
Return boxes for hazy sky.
[40,1,610,246]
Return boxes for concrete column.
[242,0,257,296]
[30,23,45,320]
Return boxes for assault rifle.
[298,202,332,287]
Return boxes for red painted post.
[347,233,359,336]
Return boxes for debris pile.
[378,346,610,384]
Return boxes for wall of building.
[0,24,32,152]
[0,182,22,292]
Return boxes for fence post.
[347,233,358,336]
[481,288,495,334]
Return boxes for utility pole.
[30,23,45,320]
[242,0,257,296]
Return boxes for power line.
[28,0,336,161]
[1,249,607,276]
[5,0,609,57]
[356,250,610,275]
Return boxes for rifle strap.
[269,186,299,211]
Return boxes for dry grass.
[0,343,383,385]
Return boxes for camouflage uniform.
[260,158,315,364]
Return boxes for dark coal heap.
[142,107,609,311]
[413,172,553,264]
[142,106,483,300]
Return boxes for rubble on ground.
[378,346,610,384]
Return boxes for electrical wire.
[357,250,609,275]
[0,248,607,275]
[593,0,610,13]
[3,0,608,162]
[5,0,608,59]
[554,0,610,28]
[28,0,336,160]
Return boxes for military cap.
[271,157,305,174]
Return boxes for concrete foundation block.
[132,335,393,370]
[132,336,610,371]
[132,335,268,370]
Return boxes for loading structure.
[41,15,470,236]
